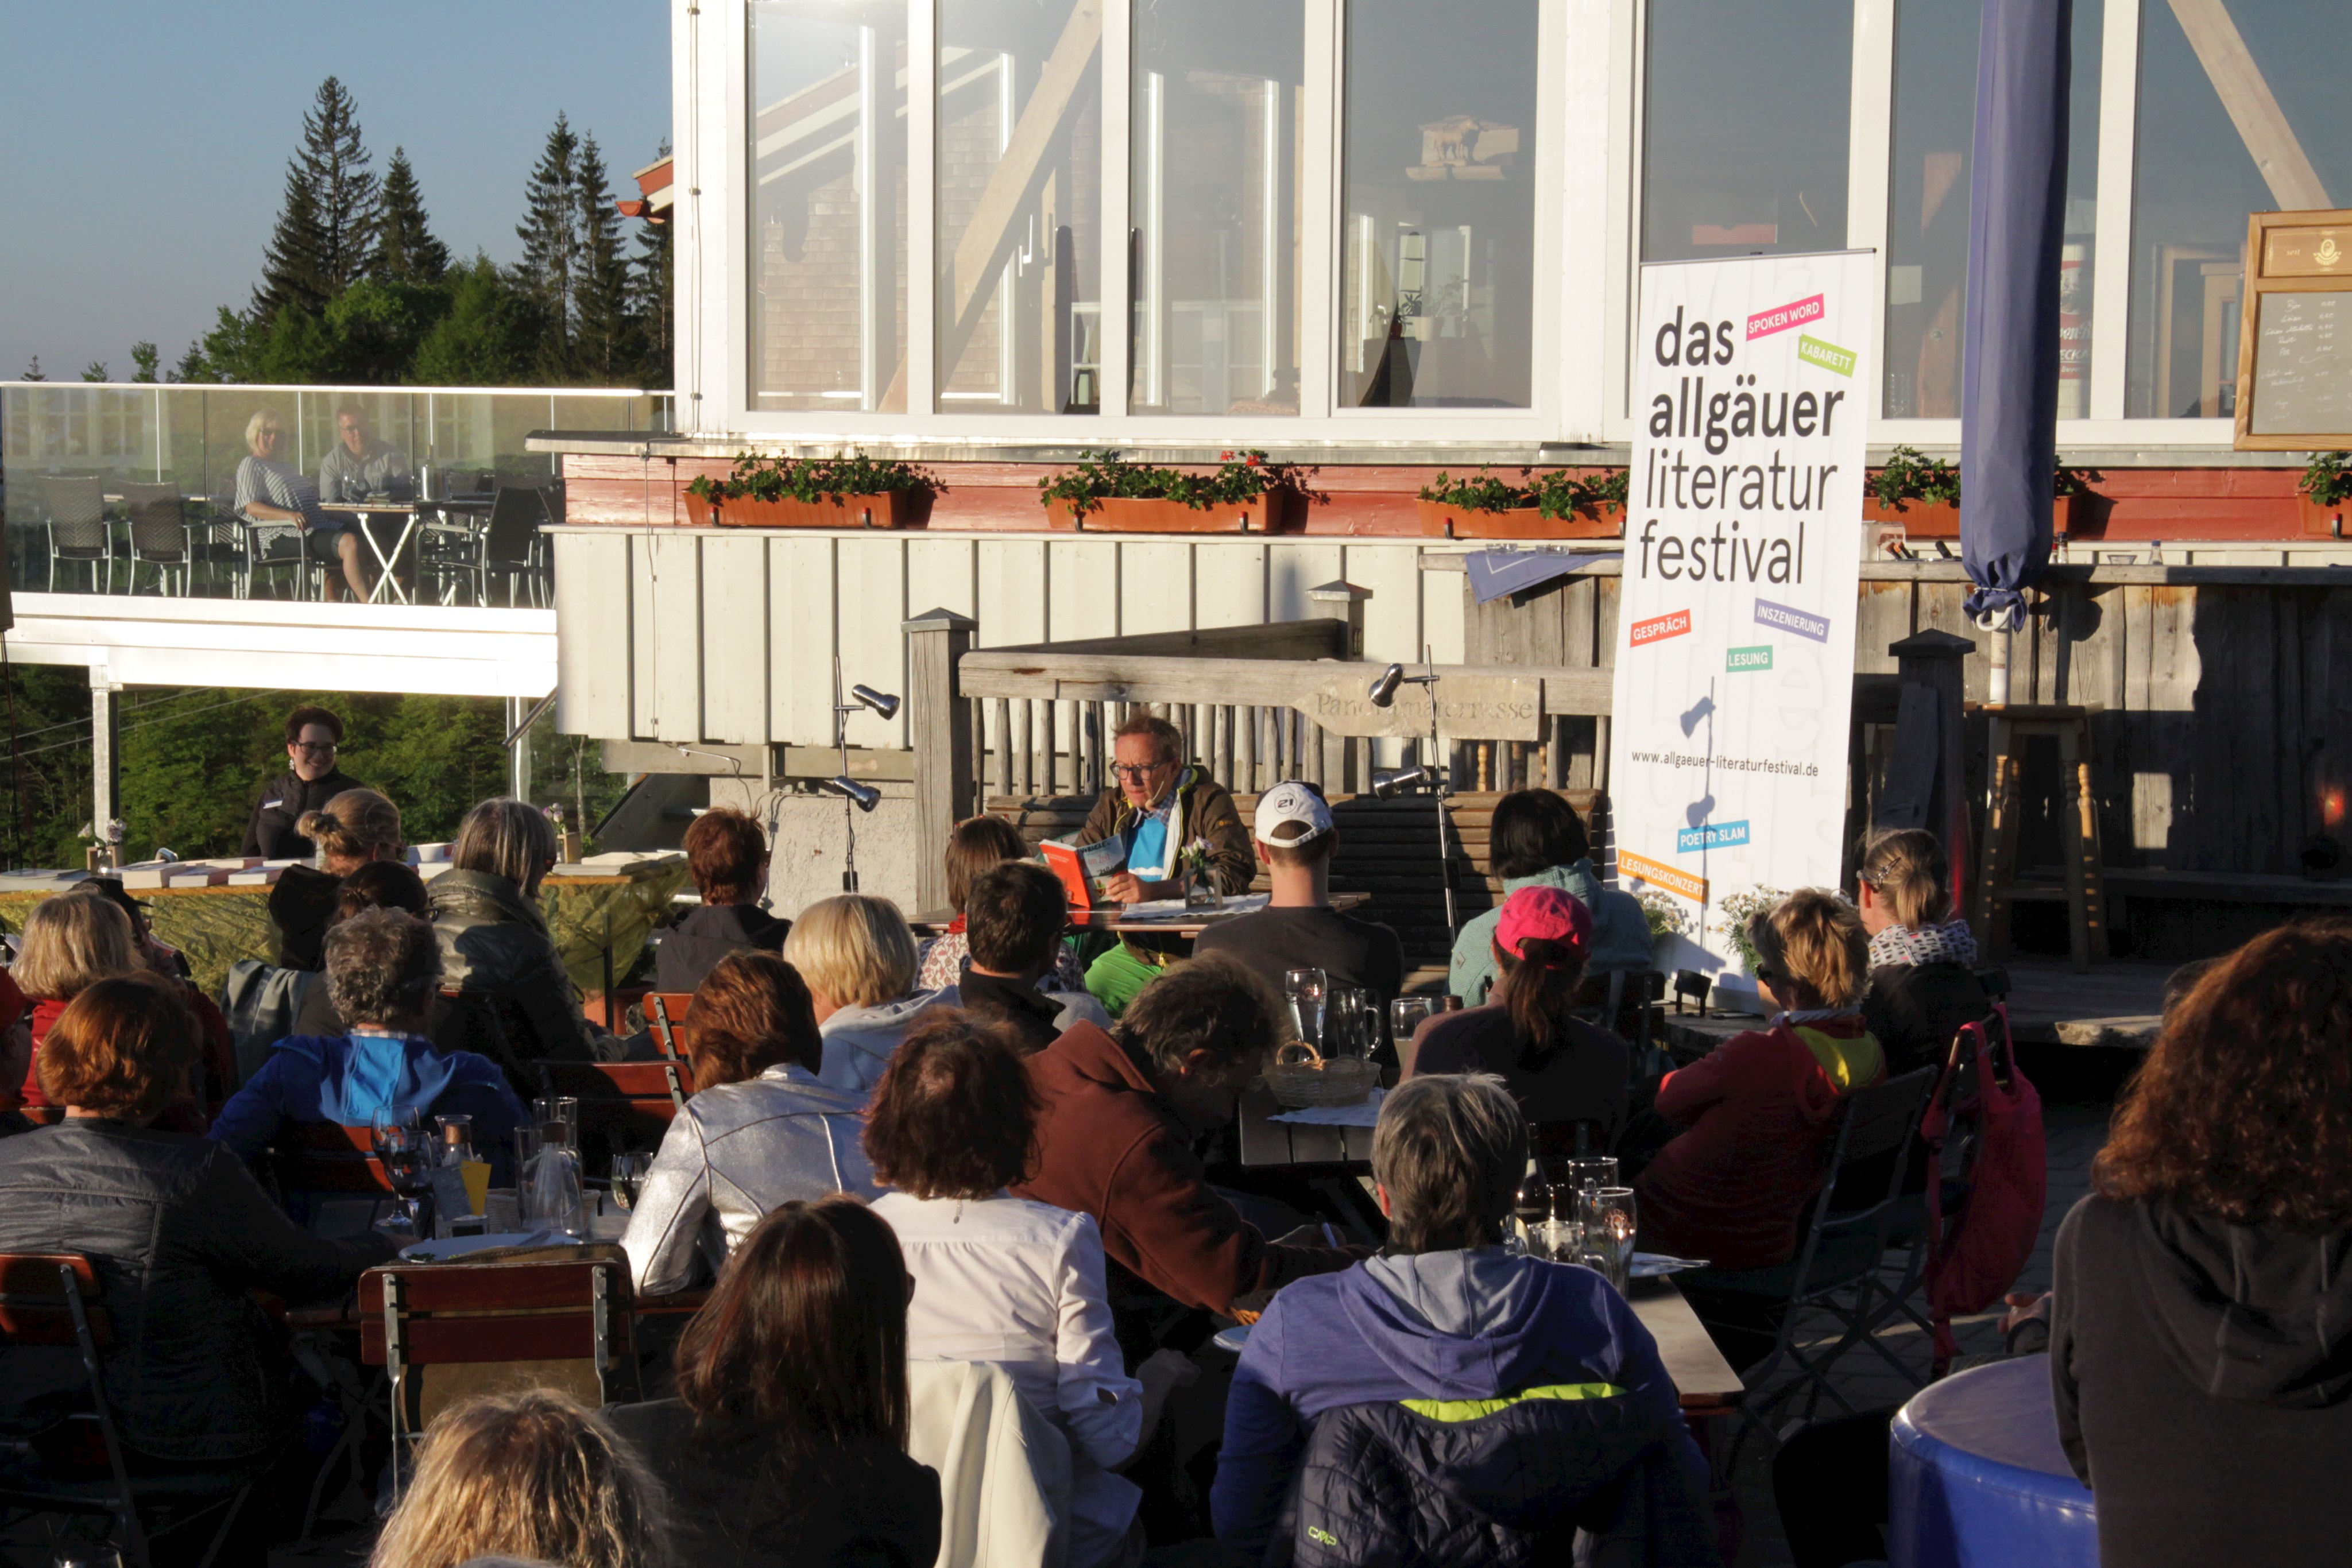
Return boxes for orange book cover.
[1040,837,1125,911]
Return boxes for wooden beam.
[2165,0,2331,211]
[958,651,1617,718]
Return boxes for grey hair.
[454,797,559,895]
[326,908,444,1030]
[1371,1074,1529,1255]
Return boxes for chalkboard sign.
[2236,209,2352,451]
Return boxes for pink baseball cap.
[1495,885,1593,959]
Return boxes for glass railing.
[0,383,671,605]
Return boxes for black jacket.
[242,767,369,860]
[2053,1194,2352,1567]
[655,902,792,994]
[428,868,613,1063]
[1862,961,1993,1076]
[0,1120,392,1462]
[268,863,343,971]
[605,1399,941,1568]
[957,969,1066,1054]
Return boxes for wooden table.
[911,891,1370,939]
[1629,1278,1744,1411]
[1237,1082,1376,1168]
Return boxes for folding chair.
[359,1256,637,1499]
[0,1253,258,1568]
[536,1059,697,1171]
[1677,1066,1939,1450]
[273,1122,396,1195]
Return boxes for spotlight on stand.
[821,776,881,813]
[1370,765,1430,799]
[1368,663,1406,707]
[850,684,902,721]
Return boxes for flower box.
[2299,493,2348,538]
[1865,493,2087,541]
[1051,494,1274,533]
[707,491,918,529]
[1415,500,1622,540]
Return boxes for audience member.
[2053,922,2352,1568]
[956,862,1112,1052]
[16,893,142,1114]
[1194,781,1405,1044]
[0,971,29,1125]
[368,1391,667,1568]
[234,408,369,601]
[211,908,527,1177]
[868,1013,1153,1567]
[609,1198,944,1568]
[915,814,1087,994]
[431,797,614,1062]
[1409,885,1629,1155]
[245,704,372,859]
[1212,1074,1709,1564]
[1013,954,1357,1324]
[658,807,791,993]
[271,785,405,971]
[1448,789,1651,1005]
[786,894,957,1094]
[1856,828,1993,1075]
[75,880,237,1120]
[317,400,416,504]
[1635,892,1885,1365]
[0,974,395,1471]
[622,951,881,1294]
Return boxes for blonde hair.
[453,797,558,895]
[368,1391,666,1568]
[299,788,404,874]
[243,407,285,452]
[14,893,137,1002]
[1858,829,1951,928]
[783,894,918,1008]
[1747,888,1869,1008]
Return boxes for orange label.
[1618,849,1707,902]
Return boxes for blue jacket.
[1212,1248,1706,1563]
[1450,862,1655,1004]
[210,1032,527,1179]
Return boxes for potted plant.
[2052,458,2095,538]
[686,451,942,528]
[1863,446,1963,537]
[1415,467,1627,540]
[1036,450,1313,532]
[2298,451,2352,537]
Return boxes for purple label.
[1754,597,1831,644]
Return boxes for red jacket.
[1633,1015,1885,1271]
[1012,1023,1355,1315]
[20,984,234,1130]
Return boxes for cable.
[7,691,287,763]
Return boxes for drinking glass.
[1390,996,1435,1063]
[1512,1172,1558,1252]
[522,1142,589,1239]
[1564,1156,1620,1197]
[370,1117,432,1238]
[531,1096,581,1148]
[1327,986,1371,1060]
[435,1113,474,1167]
[1283,968,1328,1050]
[609,1152,652,1211]
[1579,1187,1639,1293]
[53,1547,126,1568]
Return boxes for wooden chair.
[535,1059,697,1168]
[359,1257,636,1498]
[273,1122,394,1195]
[0,1253,257,1568]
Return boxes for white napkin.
[1268,1087,1384,1126]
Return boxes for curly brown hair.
[2094,922,2352,1228]
[686,951,822,1088]
[863,1011,1039,1199]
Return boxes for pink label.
[1629,609,1693,646]
[1746,293,1825,340]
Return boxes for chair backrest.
[645,992,695,1060]
[483,483,548,562]
[40,475,107,545]
[1835,1067,1940,1172]
[536,1059,694,1159]
[0,1253,111,1349]
[1781,1067,1938,1301]
[275,1120,394,1194]
[18,1105,66,1127]
[440,467,494,500]
[119,482,186,553]
[358,1257,632,1370]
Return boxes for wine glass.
[1283,968,1328,1051]
[370,1110,431,1238]
[609,1152,652,1211]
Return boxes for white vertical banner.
[1607,250,1875,1003]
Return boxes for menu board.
[2248,293,2352,438]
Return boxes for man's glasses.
[1109,761,1173,783]
[295,740,338,755]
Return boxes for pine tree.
[255,77,380,319]
[514,114,584,377]
[376,147,450,284]
[170,340,209,384]
[21,357,44,382]
[81,362,109,382]
[571,134,637,385]
[129,343,160,384]
[630,212,674,389]
[253,156,332,319]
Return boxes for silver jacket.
[621,1062,881,1295]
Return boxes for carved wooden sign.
[1306,674,1544,741]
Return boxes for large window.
[1641,0,1852,265]
[937,0,1104,413]
[748,1,910,412]
[1882,0,2101,417]
[2127,0,2349,419]
[1130,0,1304,415]
[1339,0,1539,409]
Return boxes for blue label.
[1676,820,1751,853]
[1754,597,1831,644]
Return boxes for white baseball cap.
[1254,780,1333,846]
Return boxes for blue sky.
[0,1,670,382]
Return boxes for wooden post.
[1887,629,1975,908]
[1307,581,1371,791]
[905,607,979,915]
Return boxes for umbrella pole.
[1988,620,2011,706]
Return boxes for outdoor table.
[320,501,423,603]
[909,890,1370,939]
[1238,1081,1376,1168]
[1888,1353,2096,1568]
[1627,1277,1744,1414]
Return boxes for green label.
[1727,645,1774,671]
[1797,335,1856,377]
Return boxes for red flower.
[1246,454,1263,467]
[1219,451,1234,461]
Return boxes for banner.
[1607,251,1874,1002]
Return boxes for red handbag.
[1921,1005,2047,1370]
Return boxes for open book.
[1040,836,1127,911]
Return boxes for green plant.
[2052,456,2098,498]
[1634,889,1688,940]
[1418,467,1630,519]
[686,451,942,505]
[1713,885,1787,975]
[1870,446,1961,510]
[2300,451,2352,508]
[1037,449,1312,517]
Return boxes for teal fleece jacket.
[1448,861,1654,1004]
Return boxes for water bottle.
[521,1143,589,1240]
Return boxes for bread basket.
[1264,1041,1380,1109]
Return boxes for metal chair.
[0,1253,259,1568]
[39,475,113,593]
[477,482,555,606]
[118,483,193,597]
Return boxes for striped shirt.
[232,455,331,531]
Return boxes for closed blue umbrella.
[1958,0,2072,637]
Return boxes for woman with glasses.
[243,703,371,860]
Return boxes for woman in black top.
[268,787,404,971]
[656,807,791,994]
[1855,829,1990,1075]
[2052,922,2352,1568]
[608,1197,942,1568]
